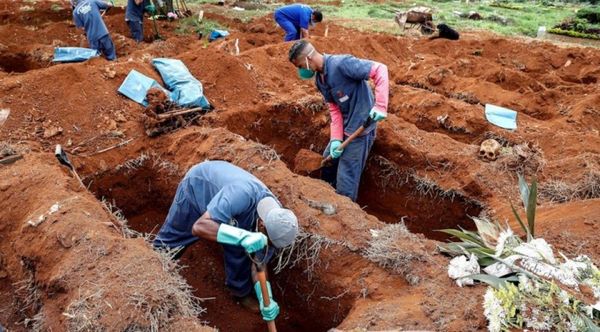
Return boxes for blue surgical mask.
[297,50,316,80]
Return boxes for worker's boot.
[236,294,260,314]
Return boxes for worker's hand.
[240,232,268,253]
[216,224,267,254]
[329,140,343,159]
[145,4,156,14]
[369,108,387,122]
[254,281,280,321]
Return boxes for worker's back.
[274,4,313,29]
[73,0,110,41]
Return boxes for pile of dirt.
[0,0,599,330]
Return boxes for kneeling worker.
[153,160,299,322]
[73,0,117,60]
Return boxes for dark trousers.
[127,19,144,42]
[89,34,116,60]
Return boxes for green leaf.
[467,273,509,289]
[511,201,531,240]
[527,178,537,238]
[518,173,530,210]
[580,315,600,332]
[438,229,483,246]
[478,256,497,267]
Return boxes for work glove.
[145,4,156,14]
[369,108,387,122]
[216,224,267,254]
[254,281,280,321]
[329,140,343,159]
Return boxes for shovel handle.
[321,116,373,166]
[256,270,277,332]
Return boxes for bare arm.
[191,211,220,241]
[301,28,309,39]
[135,0,143,4]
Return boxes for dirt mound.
[1,1,599,330]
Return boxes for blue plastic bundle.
[52,47,99,62]
[151,58,210,109]
[117,70,167,106]
[208,29,229,42]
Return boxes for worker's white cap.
[257,197,298,248]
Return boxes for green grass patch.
[175,16,226,37]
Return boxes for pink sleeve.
[369,62,389,114]
[328,102,344,141]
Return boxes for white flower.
[513,238,556,264]
[448,254,480,287]
[483,288,505,332]
[523,307,553,331]
[494,228,516,256]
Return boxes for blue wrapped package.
[117,69,168,106]
[151,58,210,109]
[52,47,99,62]
[208,29,229,42]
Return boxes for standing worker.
[125,0,155,43]
[274,4,323,42]
[288,40,389,201]
[153,160,298,321]
[72,0,117,60]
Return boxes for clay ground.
[0,0,599,331]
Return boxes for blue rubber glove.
[216,224,267,254]
[369,108,387,122]
[254,281,280,321]
[329,140,343,159]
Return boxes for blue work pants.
[322,130,375,202]
[127,20,144,42]
[274,13,300,41]
[89,34,116,60]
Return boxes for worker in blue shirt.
[274,4,323,42]
[288,40,390,202]
[125,0,155,43]
[153,161,299,321]
[72,0,116,60]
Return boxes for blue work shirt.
[316,54,377,136]
[274,4,313,30]
[73,0,110,42]
[125,0,147,22]
[154,160,276,249]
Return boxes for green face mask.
[297,50,316,80]
[298,68,315,80]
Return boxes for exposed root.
[363,222,430,285]
[63,287,105,332]
[115,152,180,177]
[126,248,205,332]
[273,230,341,280]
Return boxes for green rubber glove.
[369,108,387,122]
[145,4,156,14]
[216,224,267,254]
[329,140,343,159]
[254,281,280,321]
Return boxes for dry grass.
[363,222,430,285]
[494,142,546,175]
[540,168,600,203]
[0,141,16,157]
[116,152,180,177]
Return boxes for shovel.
[294,116,373,174]
[255,264,277,332]
[55,145,86,189]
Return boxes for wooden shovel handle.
[256,270,277,332]
[321,116,373,166]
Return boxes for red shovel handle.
[256,270,277,332]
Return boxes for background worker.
[153,160,298,322]
[288,40,389,202]
[73,0,116,60]
[125,0,155,43]
[274,4,323,42]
